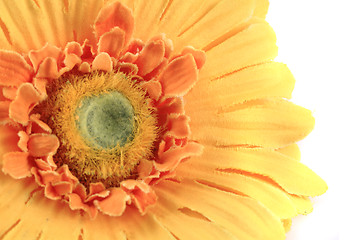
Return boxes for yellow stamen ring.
[37,71,158,187]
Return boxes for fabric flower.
[0,0,327,239]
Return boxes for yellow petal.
[176,161,297,219]
[185,62,295,113]
[185,145,327,196]
[281,218,292,233]
[156,179,285,240]
[172,0,256,52]
[0,173,37,237]
[253,0,269,19]
[131,0,169,41]
[288,194,314,215]
[276,144,301,161]
[190,99,315,148]
[198,21,277,81]
[0,0,103,53]
[0,173,83,240]
[153,188,238,240]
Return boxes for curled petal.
[29,44,62,71]
[36,57,59,79]
[156,142,204,171]
[2,152,32,179]
[140,80,162,101]
[135,40,165,76]
[9,83,42,125]
[2,87,18,100]
[167,114,191,138]
[28,133,59,157]
[121,180,157,214]
[94,188,130,217]
[0,51,33,87]
[92,52,113,72]
[180,46,206,69]
[17,131,29,152]
[28,114,52,134]
[98,27,126,59]
[159,54,198,96]
[94,1,134,45]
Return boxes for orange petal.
[17,131,29,152]
[94,1,134,45]
[38,170,61,185]
[180,46,206,69]
[28,133,59,157]
[0,50,33,87]
[28,114,52,134]
[167,114,191,138]
[2,87,18,100]
[135,40,165,76]
[9,83,42,125]
[98,27,126,59]
[52,181,73,196]
[94,188,130,217]
[32,78,48,98]
[155,141,203,171]
[28,44,62,71]
[2,152,32,179]
[140,80,162,101]
[0,124,20,157]
[36,57,59,79]
[92,52,113,72]
[159,54,198,96]
[121,180,157,214]
[65,41,83,56]
[0,100,10,123]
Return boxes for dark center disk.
[76,91,135,149]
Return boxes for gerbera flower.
[0,0,327,239]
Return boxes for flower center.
[76,91,135,149]
[34,71,158,188]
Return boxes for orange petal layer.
[9,83,42,125]
[2,152,31,179]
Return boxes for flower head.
[0,0,327,239]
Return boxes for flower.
[0,0,327,239]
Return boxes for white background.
[266,1,360,240]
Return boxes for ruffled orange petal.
[167,114,191,138]
[98,27,126,59]
[28,133,59,157]
[159,54,198,96]
[36,57,60,79]
[135,39,166,76]
[92,52,113,72]
[0,51,33,87]
[2,152,32,179]
[2,86,19,100]
[17,131,29,152]
[28,44,62,71]
[140,80,162,101]
[94,1,134,45]
[9,83,42,125]
[156,141,203,171]
[121,180,157,214]
[94,188,130,217]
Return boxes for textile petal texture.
[0,0,327,240]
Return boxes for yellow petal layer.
[185,62,295,113]
[198,21,277,81]
[185,145,327,196]
[189,99,315,148]
[153,189,237,240]
[156,179,285,240]
[176,161,297,219]
[0,0,103,52]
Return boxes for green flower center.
[76,91,135,149]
